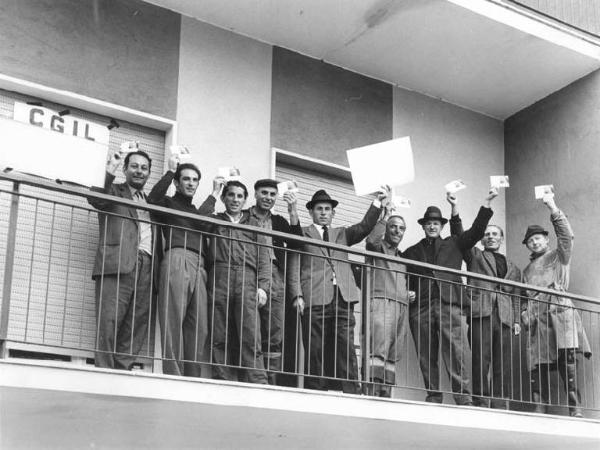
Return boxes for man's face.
[526,234,550,255]
[422,220,443,239]
[174,168,199,198]
[481,226,504,252]
[123,154,150,190]
[385,217,406,247]
[310,202,334,227]
[255,186,277,211]
[222,186,247,215]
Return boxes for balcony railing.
[0,171,598,418]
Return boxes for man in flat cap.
[246,178,302,385]
[289,186,390,393]
[403,188,498,405]
[521,193,590,417]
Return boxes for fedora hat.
[417,206,448,225]
[522,224,549,244]
[306,189,339,209]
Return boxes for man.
[448,194,521,409]
[521,193,591,417]
[289,187,389,394]
[246,179,302,385]
[365,203,410,397]
[403,188,498,405]
[147,155,224,376]
[207,180,272,384]
[87,147,155,369]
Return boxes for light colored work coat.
[522,210,591,369]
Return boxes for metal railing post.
[361,265,371,387]
[0,181,20,347]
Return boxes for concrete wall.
[176,17,273,202]
[393,88,505,249]
[505,69,600,298]
[0,0,180,118]
[505,68,600,414]
[271,47,393,164]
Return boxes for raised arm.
[280,190,303,249]
[197,176,224,216]
[366,205,390,252]
[544,195,573,265]
[88,149,123,210]
[456,188,497,251]
[147,153,179,207]
[345,185,389,246]
[447,192,464,236]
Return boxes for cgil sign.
[13,101,110,145]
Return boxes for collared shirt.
[129,185,152,255]
[313,224,328,239]
[310,224,336,285]
[225,212,243,224]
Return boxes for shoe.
[532,392,546,414]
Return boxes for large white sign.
[13,102,110,145]
[0,116,107,186]
[346,136,415,196]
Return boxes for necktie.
[322,226,330,255]
[135,190,145,201]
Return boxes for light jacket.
[365,218,408,304]
[522,209,591,369]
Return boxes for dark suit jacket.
[403,206,493,310]
[449,214,522,325]
[88,172,160,279]
[289,204,381,306]
[464,247,521,326]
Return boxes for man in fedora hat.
[448,194,522,409]
[521,193,591,417]
[289,186,390,393]
[246,178,302,385]
[403,188,498,405]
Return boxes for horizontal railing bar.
[2,170,599,306]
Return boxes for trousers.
[158,248,208,376]
[94,251,152,370]
[409,301,473,405]
[469,303,514,408]
[369,297,408,396]
[209,264,267,384]
[302,292,359,394]
[261,265,284,384]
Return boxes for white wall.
[393,88,505,251]
[177,17,273,205]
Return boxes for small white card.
[277,180,299,198]
[391,186,411,208]
[535,184,554,199]
[392,195,412,209]
[170,145,192,162]
[119,141,139,154]
[490,175,510,189]
[445,179,467,194]
[218,166,241,181]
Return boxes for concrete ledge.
[1,360,599,449]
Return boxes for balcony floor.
[1,360,599,449]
